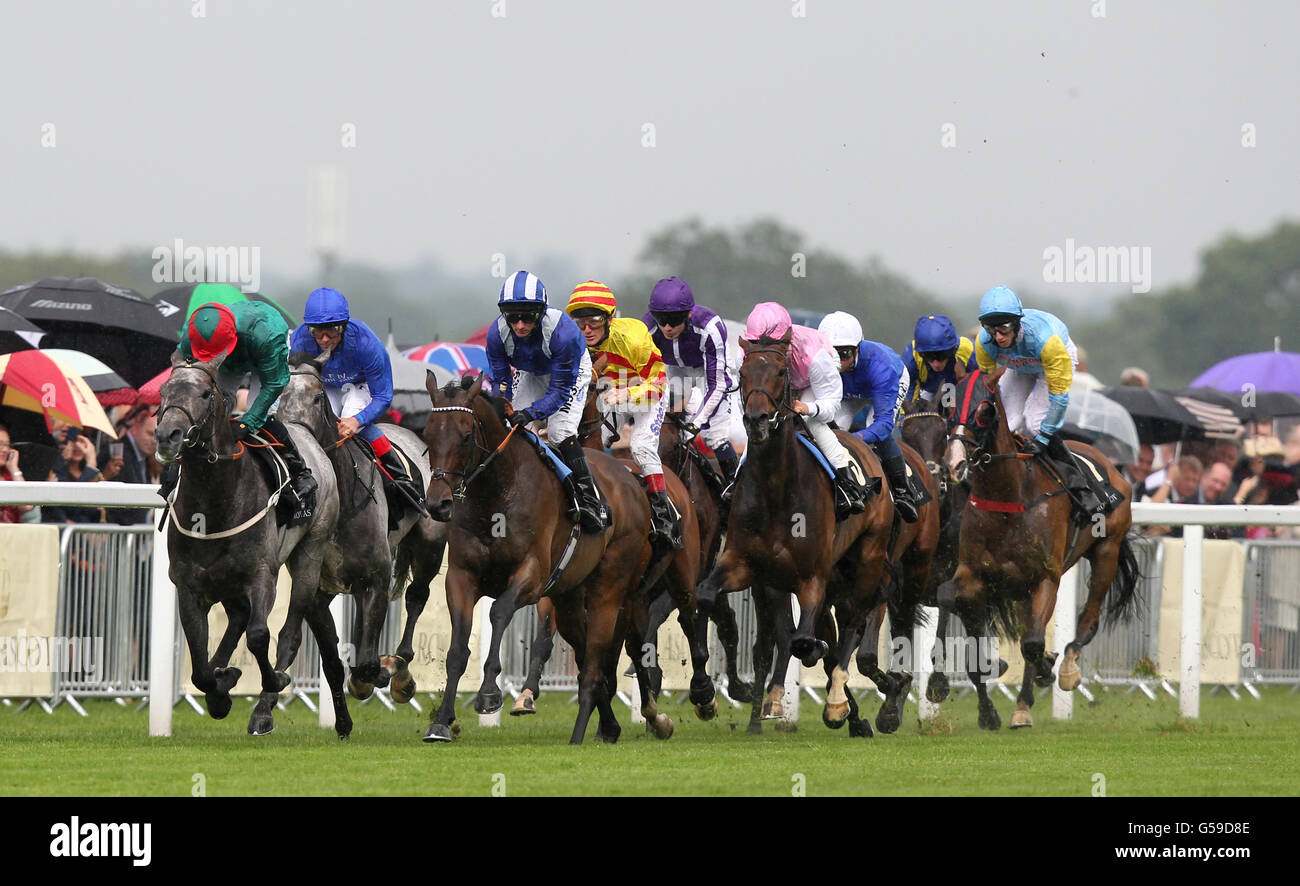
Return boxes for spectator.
[42,431,104,524]
[0,424,35,523]
[1144,455,1203,538]
[1119,367,1150,387]
[1123,443,1155,501]
[98,407,162,525]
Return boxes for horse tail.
[393,536,415,594]
[986,591,1021,641]
[1104,530,1144,626]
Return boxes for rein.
[426,404,512,501]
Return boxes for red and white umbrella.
[0,350,117,437]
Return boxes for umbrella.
[39,348,134,406]
[1100,386,1208,444]
[402,341,489,378]
[0,306,47,354]
[0,350,117,437]
[0,277,179,388]
[1064,383,1139,465]
[1174,388,1249,437]
[152,283,296,340]
[1189,348,1300,399]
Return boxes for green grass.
[2,687,1297,796]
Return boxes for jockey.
[567,280,682,550]
[175,302,318,522]
[818,311,919,523]
[741,302,871,519]
[642,277,741,483]
[901,313,978,407]
[287,287,427,519]
[974,284,1105,518]
[484,270,609,533]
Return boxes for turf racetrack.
[3,688,1297,796]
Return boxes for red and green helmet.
[187,303,238,361]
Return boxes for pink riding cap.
[743,302,835,392]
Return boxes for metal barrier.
[1241,540,1300,686]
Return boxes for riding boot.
[378,447,430,523]
[833,465,869,521]
[712,441,740,483]
[557,437,611,533]
[157,461,180,502]
[881,454,920,523]
[648,489,684,551]
[1046,434,1103,524]
[262,416,318,524]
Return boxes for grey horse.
[276,351,447,703]
[155,350,350,738]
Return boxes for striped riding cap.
[565,280,618,318]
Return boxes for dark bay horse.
[696,332,896,735]
[422,373,673,744]
[276,353,447,703]
[155,351,351,738]
[942,368,1141,729]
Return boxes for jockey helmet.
[187,303,238,362]
[303,288,350,325]
[498,271,548,312]
[743,302,792,341]
[566,280,618,319]
[914,314,959,354]
[648,277,695,313]
[817,311,863,348]
[978,285,1024,327]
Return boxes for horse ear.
[170,348,187,369]
[738,338,752,354]
[208,350,229,373]
[468,373,485,400]
[425,368,441,400]
[780,329,793,345]
[313,348,331,371]
[988,366,1007,387]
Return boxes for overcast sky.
[2,0,1296,304]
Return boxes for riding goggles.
[308,322,347,336]
[982,322,1016,336]
[501,309,543,325]
[652,311,691,329]
[834,345,859,361]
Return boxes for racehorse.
[155,350,351,738]
[695,330,896,735]
[276,353,447,703]
[943,367,1142,729]
[422,373,675,744]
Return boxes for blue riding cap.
[498,270,548,307]
[978,285,1024,322]
[304,287,350,325]
[914,314,958,353]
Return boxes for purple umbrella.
[1190,349,1300,399]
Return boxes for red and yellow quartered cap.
[565,280,617,317]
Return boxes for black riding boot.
[262,416,318,524]
[557,437,611,533]
[378,447,430,523]
[1046,435,1103,524]
[713,441,740,483]
[881,454,919,523]
[833,465,870,521]
[648,488,684,550]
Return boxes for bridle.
[157,363,244,463]
[740,344,794,429]
[900,409,952,497]
[945,370,1032,473]
[425,401,501,501]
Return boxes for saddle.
[1021,435,1124,526]
[247,432,301,529]
[516,429,607,524]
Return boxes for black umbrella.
[1170,389,1245,439]
[0,277,180,387]
[0,305,47,355]
[1100,386,1206,444]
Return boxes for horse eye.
[201,390,212,399]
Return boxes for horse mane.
[440,375,509,424]
[288,350,321,370]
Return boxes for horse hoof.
[822,703,849,729]
[746,720,764,736]
[876,705,901,735]
[335,717,353,741]
[978,704,1001,731]
[206,692,232,721]
[390,673,416,704]
[728,679,754,704]
[372,669,391,689]
[689,675,716,709]
[849,718,874,738]
[1059,665,1081,691]
[247,714,274,736]
[596,726,621,744]
[761,698,785,720]
[694,699,718,722]
[926,671,950,703]
[213,667,241,694]
[1010,708,1033,729]
[474,691,503,715]
[347,675,374,700]
[510,689,537,716]
[649,714,674,740]
[423,723,453,743]
[798,639,829,669]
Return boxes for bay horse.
[155,350,351,738]
[696,331,896,735]
[943,368,1142,729]
[422,373,675,744]
[275,353,447,703]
